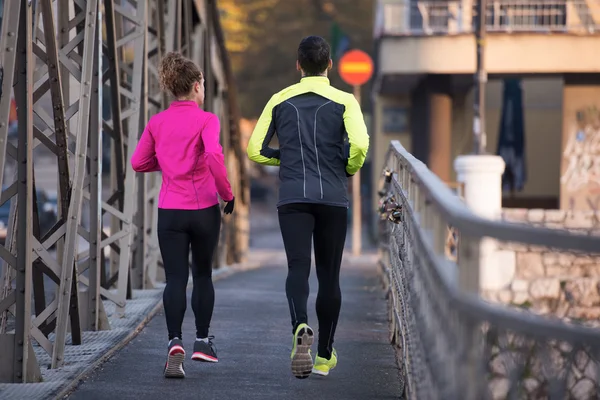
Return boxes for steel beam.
[141,0,166,289]
[0,0,19,191]
[78,4,110,332]
[13,0,35,383]
[203,0,214,113]
[98,0,147,310]
[131,4,148,290]
[101,0,126,296]
[0,2,21,351]
[52,0,99,369]
[113,0,146,315]
[204,0,250,265]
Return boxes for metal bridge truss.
[0,0,248,383]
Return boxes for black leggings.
[157,205,221,340]
[278,203,347,359]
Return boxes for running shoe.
[164,338,185,378]
[312,348,338,376]
[290,323,314,379]
[191,335,218,363]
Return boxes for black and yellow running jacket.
[247,76,370,208]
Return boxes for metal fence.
[378,141,600,399]
[375,0,600,36]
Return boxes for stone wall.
[485,209,600,321]
[501,208,600,232]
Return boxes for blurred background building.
[372,0,600,223]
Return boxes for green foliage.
[219,0,374,118]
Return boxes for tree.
[219,0,374,118]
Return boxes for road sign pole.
[473,0,487,155]
[352,84,361,257]
[338,49,372,258]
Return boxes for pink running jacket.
[131,100,234,210]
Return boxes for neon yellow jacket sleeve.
[247,95,281,166]
[343,94,370,176]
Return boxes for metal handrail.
[389,141,600,252]
[379,140,600,399]
[386,140,600,335]
[376,0,600,37]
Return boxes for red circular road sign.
[338,49,373,87]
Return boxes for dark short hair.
[297,36,331,76]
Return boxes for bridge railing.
[378,141,600,399]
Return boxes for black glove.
[223,197,235,214]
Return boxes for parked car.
[0,200,9,246]
[36,190,58,237]
[0,189,58,246]
[7,96,18,140]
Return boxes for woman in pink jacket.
[131,52,234,379]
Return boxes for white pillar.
[454,155,514,291]
[454,155,504,219]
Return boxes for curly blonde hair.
[158,52,203,98]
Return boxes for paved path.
[66,254,402,400]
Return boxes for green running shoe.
[290,323,314,379]
[312,348,338,376]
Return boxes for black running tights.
[157,205,221,341]
[278,203,347,360]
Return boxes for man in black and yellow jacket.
[247,36,369,380]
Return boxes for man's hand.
[345,171,354,178]
[224,197,235,214]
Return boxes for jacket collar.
[300,76,330,85]
[170,100,198,107]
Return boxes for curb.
[55,259,264,399]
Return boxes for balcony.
[374,0,600,79]
[374,0,600,37]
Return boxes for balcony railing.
[374,0,600,37]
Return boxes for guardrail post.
[454,155,512,292]
[457,234,481,293]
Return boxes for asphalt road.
[66,258,402,400]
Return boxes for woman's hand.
[223,197,235,214]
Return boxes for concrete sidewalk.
[66,253,402,400]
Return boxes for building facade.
[371,0,600,224]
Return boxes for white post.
[352,85,362,256]
[454,155,514,291]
